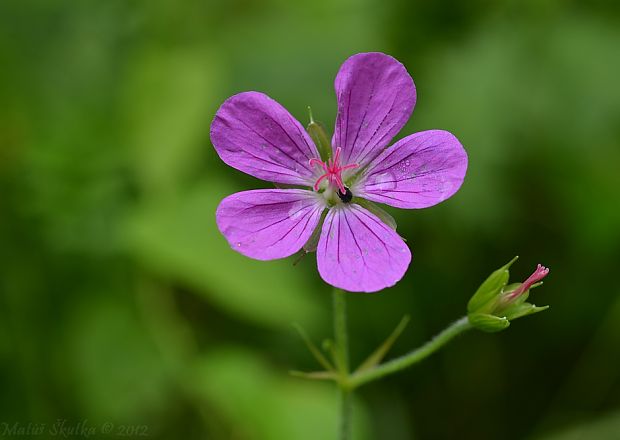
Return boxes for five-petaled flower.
[211,52,468,292]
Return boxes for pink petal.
[317,205,411,292]
[332,52,416,169]
[211,92,320,186]
[216,189,326,260]
[355,130,467,209]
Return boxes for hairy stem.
[348,316,471,389]
[329,289,471,439]
[333,288,351,440]
[339,389,352,440]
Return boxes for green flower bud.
[468,259,550,333]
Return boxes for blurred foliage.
[1,0,620,439]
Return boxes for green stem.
[330,290,470,438]
[339,389,352,440]
[333,289,349,374]
[333,288,351,440]
[348,316,471,389]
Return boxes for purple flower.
[211,52,467,293]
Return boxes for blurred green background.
[1,0,620,439]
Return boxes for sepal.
[468,313,510,333]
[467,256,518,314]
[306,107,332,161]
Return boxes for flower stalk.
[333,289,352,440]
[347,317,471,389]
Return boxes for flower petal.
[317,205,411,293]
[211,92,320,185]
[216,189,325,260]
[355,130,467,209]
[332,52,416,169]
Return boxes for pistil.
[310,147,359,194]
[506,264,550,300]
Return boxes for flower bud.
[467,258,550,332]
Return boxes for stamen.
[313,174,328,191]
[333,147,341,166]
[340,164,360,171]
[309,158,328,172]
[335,174,345,194]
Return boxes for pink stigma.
[507,264,550,300]
[309,147,359,193]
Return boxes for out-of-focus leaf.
[125,179,323,329]
[0,322,7,359]
[66,294,169,423]
[536,410,620,440]
[193,347,369,440]
[123,46,220,194]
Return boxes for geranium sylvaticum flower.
[211,52,468,292]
